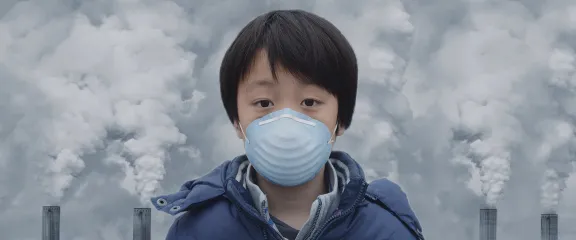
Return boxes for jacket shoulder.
[364,178,425,240]
[165,198,262,240]
[151,161,231,216]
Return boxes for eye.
[254,100,274,108]
[301,99,321,107]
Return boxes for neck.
[256,166,327,216]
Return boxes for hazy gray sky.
[0,0,575,239]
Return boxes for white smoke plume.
[447,0,576,208]
[0,0,197,204]
[429,1,535,206]
[539,46,576,212]
[397,1,576,237]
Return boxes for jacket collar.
[150,151,367,216]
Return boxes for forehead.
[241,50,312,89]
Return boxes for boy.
[151,9,424,240]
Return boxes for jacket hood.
[150,160,228,215]
[151,151,364,215]
[150,151,422,239]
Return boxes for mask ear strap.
[239,123,249,144]
[328,124,338,144]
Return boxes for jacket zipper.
[301,199,323,240]
[227,180,284,240]
[306,181,368,240]
[233,203,280,239]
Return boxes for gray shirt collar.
[243,160,341,240]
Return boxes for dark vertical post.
[133,208,151,240]
[480,208,497,240]
[541,213,558,240]
[42,206,60,240]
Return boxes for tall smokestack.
[42,206,60,240]
[133,208,151,240]
[480,208,497,240]
[541,213,558,240]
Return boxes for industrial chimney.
[479,208,497,240]
[42,206,60,240]
[133,208,151,240]
[541,213,558,240]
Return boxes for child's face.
[235,49,344,140]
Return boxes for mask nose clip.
[240,120,337,144]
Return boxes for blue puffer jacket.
[151,151,424,240]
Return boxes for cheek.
[322,119,338,133]
[326,98,340,125]
[236,105,259,130]
[236,96,251,123]
[317,107,339,131]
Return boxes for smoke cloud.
[420,0,535,206]
[402,0,576,238]
[0,0,198,204]
[539,45,576,212]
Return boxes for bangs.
[220,10,357,129]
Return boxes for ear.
[233,121,244,140]
[336,124,345,137]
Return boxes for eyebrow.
[244,79,276,92]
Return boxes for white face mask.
[240,108,337,187]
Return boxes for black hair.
[219,9,358,129]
